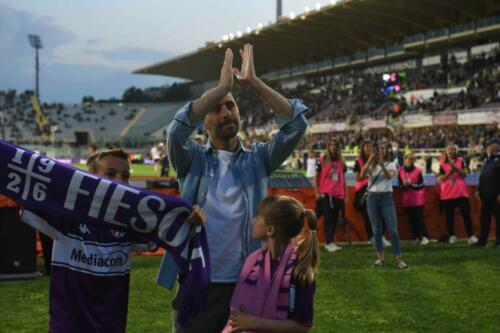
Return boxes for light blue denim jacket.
[156,99,308,287]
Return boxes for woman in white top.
[360,143,409,269]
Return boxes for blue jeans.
[367,192,401,256]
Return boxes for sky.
[0,0,335,102]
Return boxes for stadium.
[1,0,499,332]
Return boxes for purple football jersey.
[23,210,135,333]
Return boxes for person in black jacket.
[474,138,500,247]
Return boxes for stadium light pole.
[28,34,43,100]
[277,0,282,21]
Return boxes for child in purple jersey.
[223,195,319,333]
[21,148,206,333]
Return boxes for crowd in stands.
[234,48,500,151]
[300,124,499,151]
[233,47,500,127]
[1,47,499,152]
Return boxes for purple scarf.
[0,140,210,327]
[222,243,297,333]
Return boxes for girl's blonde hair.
[258,195,319,285]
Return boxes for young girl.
[223,195,319,333]
[315,137,347,252]
[360,144,409,269]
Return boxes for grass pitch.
[1,242,499,332]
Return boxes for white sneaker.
[324,243,336,253]
[468,235,478,245]
[420,237,429,245]
[368,237,374,245]
[449,235,457,244]
[331,243,342,251]
[396,260,410,270]
[383,237,391,247]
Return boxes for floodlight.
[28,34,43,49]
[27,34,43,99]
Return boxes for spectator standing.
[398,153,429,245]
[361,144,409,269]
[438,145,478,244]
[315,137,346,253]
[306,148,317,184]
[474,138,500,247]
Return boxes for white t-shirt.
[306,158,317,178]
[202,150,246,282]
[368,162,397,193]
[151,146,160,160]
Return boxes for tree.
[122,87,150,103]
[82,96,95,103]
[163,83,191,102]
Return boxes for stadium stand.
[0,91,182,147]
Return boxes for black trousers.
[320,195,344,244]
[172,282,235,333]
[478,199,500,242]
[405,206,428,240]
[442,197,474,237]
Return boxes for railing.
[477,14,500,29]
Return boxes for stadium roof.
[134,0,500,82]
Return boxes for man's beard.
[215,118,239,141]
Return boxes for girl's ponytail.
[293,209,320,286]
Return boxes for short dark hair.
[86,148,129,173]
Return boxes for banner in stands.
[403,114,433,128]
[457,111,499,125]
[361,118,386,129]
[331,122,348,132]
[363,59,417,74]
[308,123,331,134]
[433,114,457,125]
